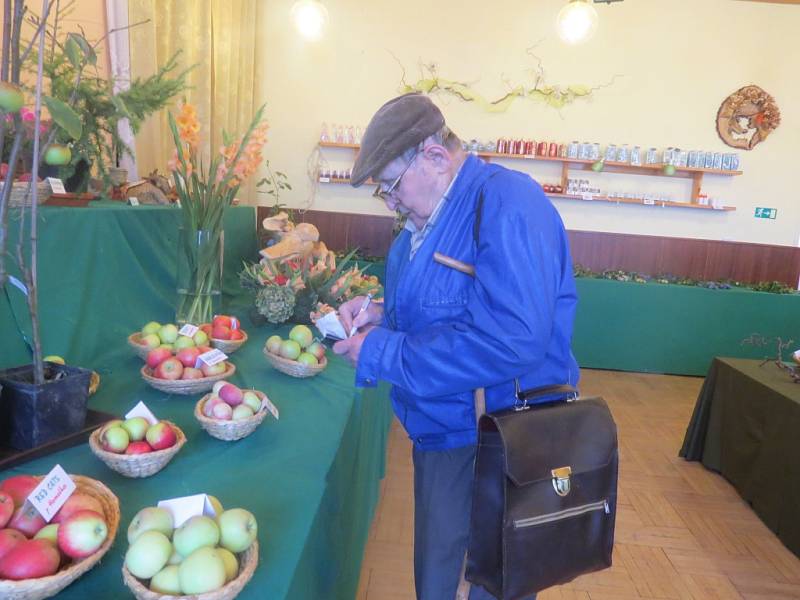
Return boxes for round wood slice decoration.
[716,85,781,150]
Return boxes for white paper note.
[196,348,227,368]
[28,465,76,522]
[125,401,159,425]
[314,311,347,340]
[157,493,218,527]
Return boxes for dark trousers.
[412,445,536,600]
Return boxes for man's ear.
[422,144,451,173]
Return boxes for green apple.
[43,144,71,166]
[158,343,174,352]
[193,330,209,346]
[265,335,282,354]
[140,334,161,350]
[289,325,313,349]
[158,323,179,344]
[178,546,226,594]
[218,508,257,553]
[127,507,174,544]
[0,82,24,112]
[150,565,182,594]
[590,160,604,173]
[279,339,302,360]
[174,335,196,351]
[297,352,318,366]
[217,547,238,582]
[242,391,261,413]
[232,405,254,420]
[141,321,161,336]
[34,523,59,546]
[167,549,184,565]
[663,164,676,176]
[122,417,149,442]
[125,530,172,579]
[207,495,224,517]
[173,515,219,557]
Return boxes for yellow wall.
[258,0,800,246]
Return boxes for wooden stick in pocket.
[433,252,475,277]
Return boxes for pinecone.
[292,288,319,325]
[255,285,296,324]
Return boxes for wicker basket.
[88,421,186,478]
[122,541,259,600]
[89,371,100,395]
[0,475,119,600]
[141,362,236,395]
[128,333,152,360]
[195,392,270,441]
[210,330,248,354]
[2,181,52,208]
[263,347,326,378]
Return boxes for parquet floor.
[357,369,800,600]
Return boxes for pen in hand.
[349,294,373,338]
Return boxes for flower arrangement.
[168,101,269,325]
[240,251,382,325]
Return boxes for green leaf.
[111,95,133,120]
[44,96,83,140]
[64,36,82,69]
[67,33,97,65]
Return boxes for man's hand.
[337,295,383,335]
[333,328,374,366]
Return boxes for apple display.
[145,422,177,450]
[229,329,244,341]
[232,405,254,420]
[52,492,104,524]
[211,402,233,420]
[101,425,130,453]
[139,333,161,350]
[157,323,179,344]
[173,515,220,557]
[218,384,243,406]
[212,315,232,329]
[57,509,108,558]
[193,330,210,346]
[307,341,326,361]
[279,340,302,360]
[127,507,174,544]
[125,441,153,455]
[33,523,59,546]
[146,347,172,369]
[289,324,313,349]
[0,529,25,560]
[217,547,238,582]
[154,357,184,380]
[122,417,150,442]
[181,367,204,380]
[0,539,60,580]
[265,335,282,354]
[125,530,173,579]
[178,546,226,594]
[9,503,46,537]
[150,564,182,594]
[201,361,227,377]
[176,347,201,368]
[168,549,184,565]
[242,391,261,413]
[0,475,40,508]
[297,352,318,366]
[203,396,224,418]
[174,335,196,351]
[0,492,13,528]
[211,381,228,395]
[218,508,257,553]
[211,325,232,340]
[141,321,161,336]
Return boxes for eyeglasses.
[373,152,418,202]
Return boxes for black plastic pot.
[0,363,91,450]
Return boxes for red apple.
[218,384,243,407]
[197,345,213,354]
[200,324,213,336]
[212,325,231,340]
[203,396,223,418]
[146,422,177,450]
[0,539,60,580]
[125,441,153,455]
[0,492,13,528]
[229,329,244,341]
[52,493,103,524]
[100,426,130,453]
[201,361,227,377]
[9,503,46,537]
[176,347,201,368]
[181,367,204,380]
[57,509,108,559]
[212,315,232,329]
[0,528,25,560]
[154,357,184,380]
[307,341,326,361]
[0,475,41,508]
[146,347,173,369]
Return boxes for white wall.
[259,0,799,246]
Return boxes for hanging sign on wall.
[716,85,781,150]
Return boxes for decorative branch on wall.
[394,48,620,112]
[716,85,781,150]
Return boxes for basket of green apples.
[122,499,258,600]
[262,325,326,378]
[129,321,211,361]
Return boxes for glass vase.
[176,228,223,325]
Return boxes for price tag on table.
[47,177,66,194]
[158,493,218,527]
[125,401,159,425]
[179,324,199,337]
[27,465,76,522]
[196,348,227,368]
[261,394,280,420]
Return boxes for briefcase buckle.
[551,466,572,497]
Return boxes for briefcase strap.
[473,387,486,424]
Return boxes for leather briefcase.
[465,385,618,599]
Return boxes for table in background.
[680,357,800,558]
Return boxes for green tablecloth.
[679,358,800,558]
[0,206,393,599]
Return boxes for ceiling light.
[556,0,599,45]
[291,0,328,41]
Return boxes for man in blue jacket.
[334,93,579,600]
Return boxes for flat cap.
[351,93,445,187]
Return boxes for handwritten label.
[47,178,66,194]
[581,193,594,201]
[157,494,218,528]
[127,197,139,206]
[261,394,279,420]
[643,198,655,205]
[196,348,227,368]
[125,401,159,426]
[8,275,28,296]
[319,176,330,183]
[179,324,199,337]
[28,465,76,522]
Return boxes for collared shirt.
[404,162,465,260]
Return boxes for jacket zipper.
[513,499,610,529]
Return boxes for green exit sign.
[754,207,777,219]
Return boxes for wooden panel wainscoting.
[254,208,800,287]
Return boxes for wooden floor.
[357,369,800,600]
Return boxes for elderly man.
[334,93,579,600]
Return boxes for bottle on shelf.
[320,122,329,143]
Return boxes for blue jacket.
[356,154,579,451]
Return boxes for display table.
[679,358,800,558]
[0,205,393,599]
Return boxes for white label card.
[157,494,218,528]
[28,465,76,522]
[581,193,594,201]
[47,178,66,194]
[230,317,239,330]
[314,311,347,340]
[179,324,199,337]
[125,401,159,425]
[643,198,655,205]
[261,395,279,420]
[127,197,139,206]
[196,348,227,368]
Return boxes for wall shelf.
[318,141,739,212]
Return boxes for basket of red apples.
[0,474,119,600]
[129,321,211,361]
[262,325,326,378]
[195,382,270,441]
[200,315,248,354]
[122,500,258,599]
[89,418,186,478]
[141,344,236,395]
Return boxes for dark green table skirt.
[680,358,800,558]
[0,205,393,599]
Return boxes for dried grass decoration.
[717,85,781,150]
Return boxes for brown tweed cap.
[351,93,445,187]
